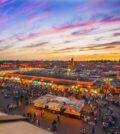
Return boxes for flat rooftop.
[0,115,28,123]
[0,112,52,134]
[0,121,52,134]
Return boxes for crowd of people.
[0,78,49,98]
[0,77,92,100]
[0,77,120,134]
[79,93,120,134]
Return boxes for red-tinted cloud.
[0,0,7,5]
[0,0,15,6]
[15,17,120,41]
[25,12,51,24]
[77,0,104,11]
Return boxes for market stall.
[46,101,63,113]
[33,95,85,117]
[54,97,69,103]
[33,94,55,109]
[64,99,85,117]
[46,96,69,113]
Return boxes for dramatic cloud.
[71,29,93,36]
[0,0,120,60]
[24,42,48,48]
[113,33,120,37]
[82,41,120,51]
[25,13,51,24]
[55,47,78,52]
[0,0,8,5]
[0,45,13,51]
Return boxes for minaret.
[70,57,74,70]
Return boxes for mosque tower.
[68,57,75,71]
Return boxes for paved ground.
[24,106,105,134]
[0,90,119,134]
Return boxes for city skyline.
[0,0,120,61]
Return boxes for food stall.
[46,96,69,113]
[33,94,85,117]
[46,101,63,113]
[33,94,55,109]
[64,99,85,118]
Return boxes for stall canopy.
[33,94,85,116]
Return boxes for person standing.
[57,114,60,122]
[91,127,95,134]
[33,112,36,120]
[41,109,44,117]
[36,119,39,126]
[52,120,57,132]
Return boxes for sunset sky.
[0,0,120,61]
